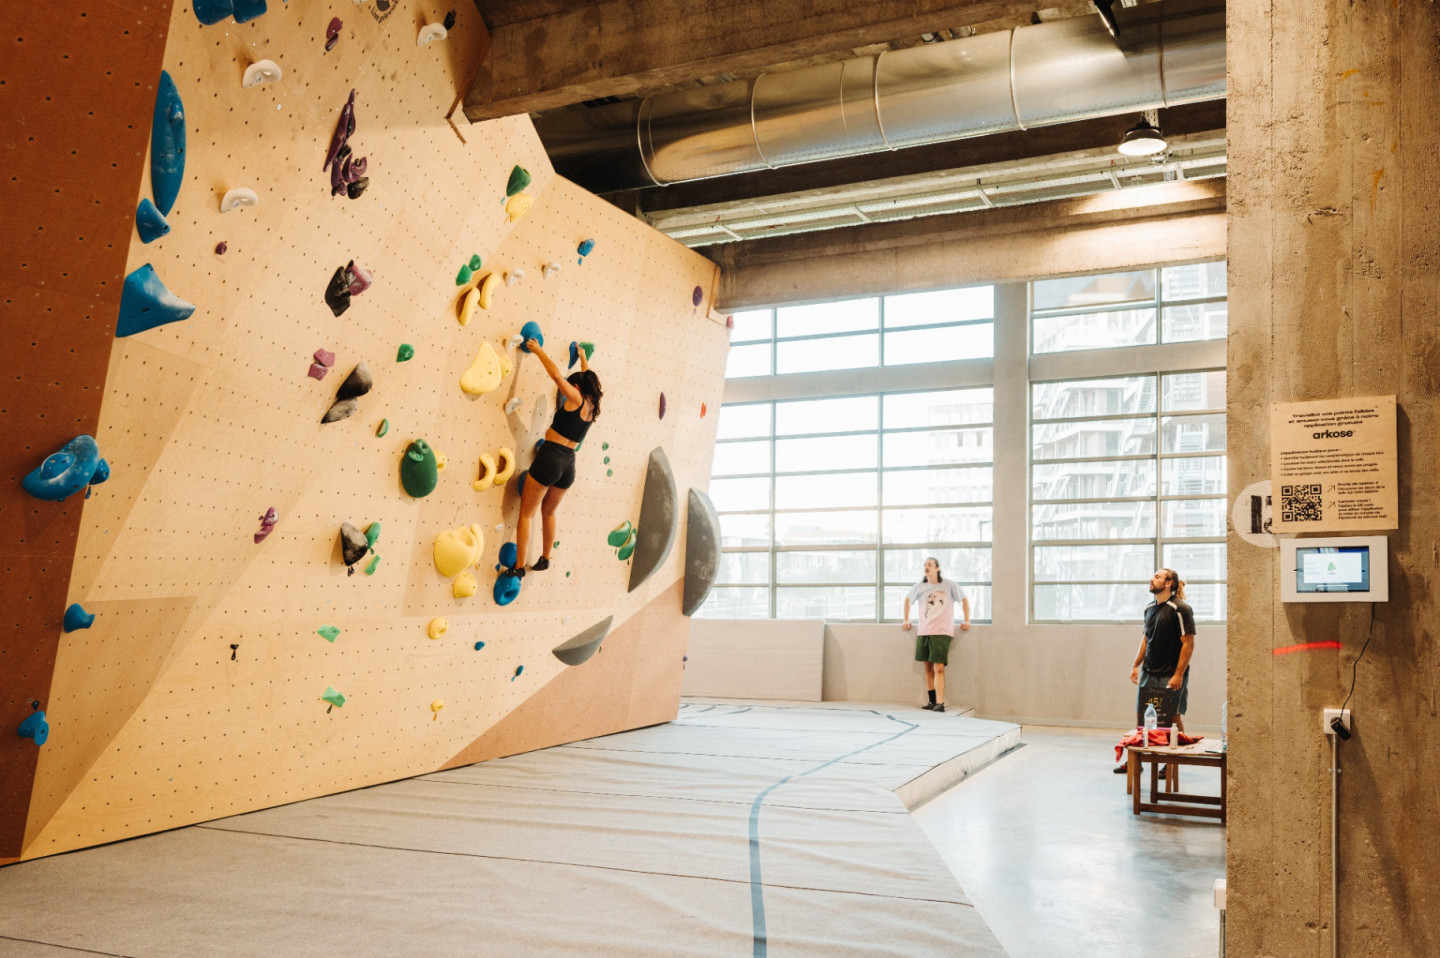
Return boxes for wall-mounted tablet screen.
[1281,536,1388,603]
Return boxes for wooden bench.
[1126,741,1226,823]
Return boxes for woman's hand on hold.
[525,338,543,355]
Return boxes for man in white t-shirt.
[901,558,970,713]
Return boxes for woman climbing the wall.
[504,340,602,577]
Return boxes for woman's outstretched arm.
[528,340,582,405]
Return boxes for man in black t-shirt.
[1130,568,1197,731]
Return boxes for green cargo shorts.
[914,633,951,666]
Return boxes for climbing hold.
[317,625,341,642]
[364,522,382,550]
[692,285,703,307]
[474,454,497,490]
[452,571,478,598]
[460,341,506,395]
[215,241,228,255]
[628,447,679,592]
[116,264,195,337]
[22,436,108,502]
[435,449,448,471]
[516,471,527,496]
[511,665,524,681]
[325,266,352,316]
[504,397,522,416]
[339,522,370,572]
[456,264,473,286]
[506,166,531,198]
[308,362,328,380]
[320,687,346,708]
[417,22,448,45]
[607,521,633,548]
[345,262,373,296]
[314,348,336,368]
[194,0,236,26]
[335,362,373,402]
[400,439,439,497]
[504,269,525,287]
[364,554,381,576]
[322,398,359,423]
[331,144,368,197]
[428,618,448,640]
[577,238,595,263]
[552,615,613,667]
[232,0,267,23]
[495,523,505,533]
[434,524,485,577]
[683,489,722,616]
[444,9,457,29]
[396,343,414,362]
[135,198,170,243]
[325,17,343,51]
[242,59,282,88]
[553,540,560,549]
[323,89,357,174]
[617,539,636,561]
[602,442,609,450]
[520,321,544,351]
[376,419,389,437]
[701,402,707,417]
[220,188,258,213]
[493,447,515,485]
[505,193,533,223]
[457,285,479,327]
[726,315,735,329]
[17,712,49,746]
[603,456,610,465]
[63,604,95,632]
[254,506,278,543]
[150,71,186,217]
[542,261,561,279]
[607,469,613,477]
[474,640,485,651]
[430,699,444,720]
[498,542,518,569]
[658,393,667,419]
[469,254,482,271]
[477,271,500,309]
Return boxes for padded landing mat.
[0,702,1017,957]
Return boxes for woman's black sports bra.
[550,399,593,443]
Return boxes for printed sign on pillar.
[1269,395,1398,532]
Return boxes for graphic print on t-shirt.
[918,587,955,635]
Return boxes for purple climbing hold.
[331,145,369,197]
[726,315,735,329]
[308,363,329,381]
[323,89,356,173]
[692,285,703,307]
[325,17,342,51]
[658,393,667,420]
[215,241,228,255]
[345,261,373,296]
[254,507,278,543]
[314,348,336,367]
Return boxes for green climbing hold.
[602,442,609,450]
[607,521,633,548]
[317,625,341,643]
[321,686,346,708]
[603,456,610,464]
[469,254,482,271]
[396,343,414,362]
[566,571,571,578]
[457,264,473,285]
[364,521,382,549]
[553,540,560,549]
[400,438,439,497]
[364,554,381,575]
[376,419,389,437]
[506,165,531,197]
[607,469,613,477]
[617,540,636,561]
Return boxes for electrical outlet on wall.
[1322,708,1352,735]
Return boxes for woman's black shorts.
[528,441,577,489]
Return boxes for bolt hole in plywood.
[9,0,727,860]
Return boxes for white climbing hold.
[417,23,448,46]
[542,261,562,279]
[504,269,525,287]
[242,60,283,88]
[505,334,524,351]
[494,523,506,533]
[220,188,259,213]
[504,397,522,414]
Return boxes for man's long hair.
[1160,568,1185,601]
[920,557,944,584]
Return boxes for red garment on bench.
[1114,728,1203,763]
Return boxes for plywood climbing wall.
[5,1,728,862]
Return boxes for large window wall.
[703,262,1227,625]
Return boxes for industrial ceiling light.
[1118,117,1167,156]
[1094,0,1119,39]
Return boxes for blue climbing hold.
[577,238,595,263]
[135,198,170,244]
[516,470,527,496]
[474,641,486,651]
[493,573,521,606]
[512,665,524,681]
[150,71,186,217]
[498,541,518,569]
[231,0,267,23]
[520,321,544,352]
[18,712,48,746]
[116,264,195,337]
[193,0,235,25]
[22,436,108,502]
[63,604,95,632]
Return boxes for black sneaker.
[921,702,937,711]
[501,565,525,578]
[1113,765,1128,774]
[933,704,945,713]
[531,556,550,571]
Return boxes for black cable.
[1339,602,1377,713]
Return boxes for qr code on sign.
[1281,483,1323,522]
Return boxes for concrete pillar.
[1227,3,1440,954]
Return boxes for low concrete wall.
[682,619,826,701]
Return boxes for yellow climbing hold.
[477,271,500,310]
[452,570,478,598]
[434,523,484,577]
[431,699,444,720]
[460,341,506,395]
[427,617,449,640]
[474,452,498,490]
[493,447,515,485]
[505,193,533,223]
[457,285,479,327]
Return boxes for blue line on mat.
[748,712,919,957]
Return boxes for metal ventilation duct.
[535,0,1225,194]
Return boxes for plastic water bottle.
[1221,701,1228,753]
[1143,703,1158,747]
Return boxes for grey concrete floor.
[913,726,1224,958]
